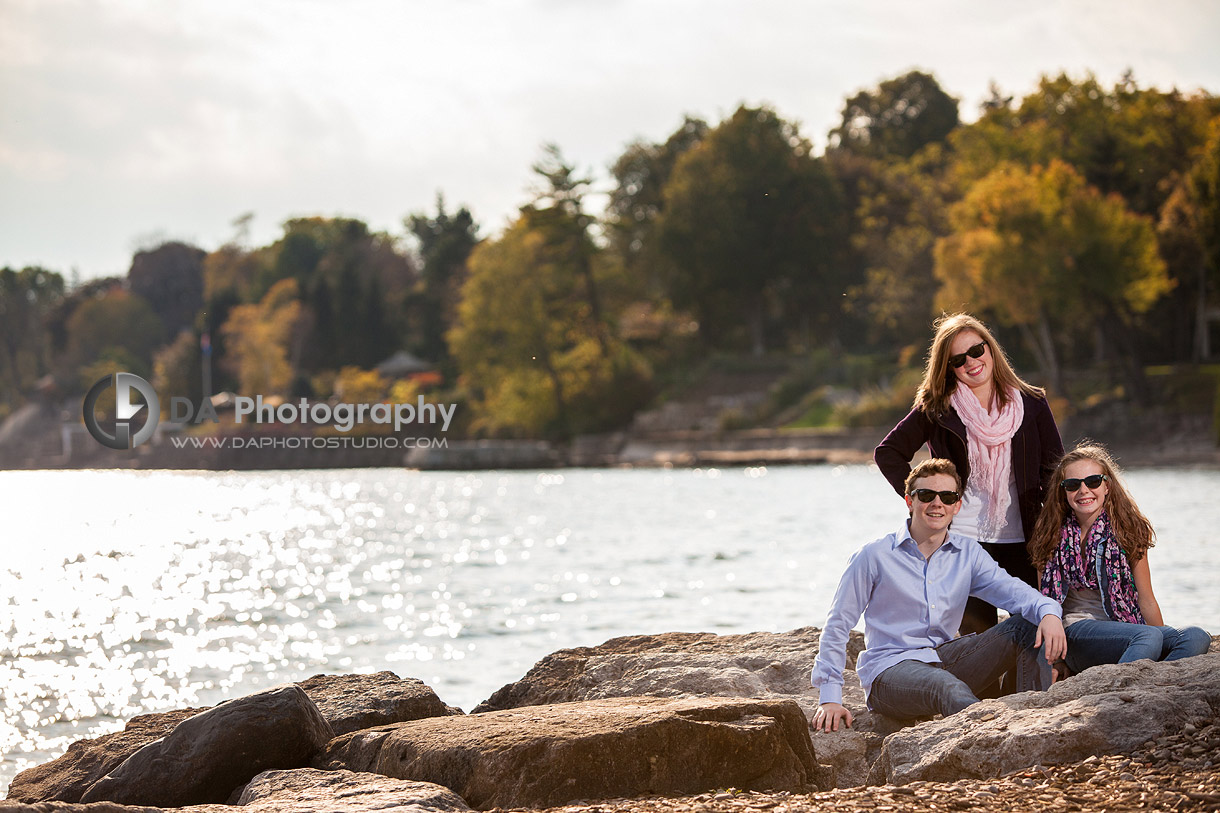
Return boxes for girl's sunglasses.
[1061,474,1107,492]
[908,488,961,505]
[948,341,986,369]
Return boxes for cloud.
[1,0,1218,277]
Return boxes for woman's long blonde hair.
[914,313,1044,418]
[1029,443,1155,569]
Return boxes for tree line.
[3,69,1219,439]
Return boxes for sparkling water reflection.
[1,465,1217,793]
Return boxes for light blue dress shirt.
[811,520,1062,706]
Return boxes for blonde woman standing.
[875,314,1063,635]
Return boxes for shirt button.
[931,604,936,608]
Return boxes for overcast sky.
[3,0,1219,281]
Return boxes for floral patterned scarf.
[1039,510,1144,624]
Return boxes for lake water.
[2,464,1218,794]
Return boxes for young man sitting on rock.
[810,458,1066,730]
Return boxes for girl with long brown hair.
[875,313,1063,635]
[1030,443,1210,674]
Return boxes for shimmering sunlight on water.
[2,464,1217,793]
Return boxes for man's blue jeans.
[867,615,1052,719]
[1065,619,1211,673]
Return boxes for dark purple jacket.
[874,392,1063,541]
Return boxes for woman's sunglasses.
[908,488,961,504]
[1061,474,1107,492]
[948,341,987,369]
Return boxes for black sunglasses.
[908,488,961,505]
[1061,474,1107,492]
[948,341,987,369]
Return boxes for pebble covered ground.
[494,718,1220,813]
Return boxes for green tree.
[0,266,64,418]
[203,243,268,304]
[274,228,324,289]
[829,148,952,346]
[1191,118,1220,286]
[334,264,363,361]
[220,278,302,396]
[654,105,847,353]
[946,73,1218,364]
[1183,116,1220,358]
[283,217,414,303]
[357,275,392,368]
[46,277,122,358]
[450,225,651,438]
[952,73,1219,217]
[523,144,608,356]
[153,329,203,410]
[335,366,387,404]
[606,116,708,288]
[306,277,337,369]
[259,217,416,373]
[128,241,205,338]
[63,288,165,384]
[935,160,1171,400]
[1155,180,1210,359]
[829,70,960,160]
[405,194,479,367]
[449,158,652,440]
[450,222,570,436]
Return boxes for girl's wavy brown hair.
[1029,442,1155,569]
[914,313,1045,418]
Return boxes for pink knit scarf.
[949,385,1024,539]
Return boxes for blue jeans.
[1065,619,1212,673]
[867,615,1053,719]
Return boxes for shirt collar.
[893,519,966,551]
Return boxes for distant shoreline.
[4,418,1219,471]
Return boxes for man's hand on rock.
[1036,614,1067,664]
[813,702,852,732]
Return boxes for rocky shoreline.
[8,406,1219,471]
[3,628,1218,812]
[493,733,1220,813]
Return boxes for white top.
[950,467,1024,543]
[1062,586,1108,627]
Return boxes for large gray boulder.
[296,672,463,733]
[0,803,163,813]
[474,627,861,712]
[80,685,333,807]
[805,669,913,788]
[233,769,471,812]
[473,627,884,787]
[869,651,1220,785]
[0,771,468,813]
[314,695,825,809]
[4,708,203,804]
[7,672,458,804]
